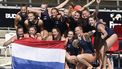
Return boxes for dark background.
[0,8,19,27]
[0,8,122,28]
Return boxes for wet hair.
[28,12,38,19]
[52,27,62,40]
[75,26,83,30]
[77,11,82,14]
[20,4,28,9]
[52,27,61,35]
[65,30,75,38]
[51,8,59,14]
[28,26,37,33]
[74,11,82,17]
[16,27,24,39]
[16,26,24,33]
[89,15,98,21]
[82,7,90,12]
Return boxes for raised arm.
[92,0,101,17]
[3,36,16,46]
[80,0,95,11]
[55,0,69,9]
[28,7,41,16]
[14,15,21,29]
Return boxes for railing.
[0,0,59,7]
[0,1,56,7]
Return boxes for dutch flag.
[11,38,66,69]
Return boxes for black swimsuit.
[40,10,52,32]
[95,23,115,39]
[66,39,80,55]
[79,38,94,53]
[94,22,115,50]
[28,20,41,33]
[18,12,28,33]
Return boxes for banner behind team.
[0,8,122,28]
[0,8,19,27]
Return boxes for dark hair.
[51,8,59,14]
[52,27,61,34]
[75,11,82,18]
[68,2,75,8]
[65,30,75,38]
[89,15,98,21]
[28,12,38,19]
[77,11,82,14]
[82,8,90,12]
[16,27,24,39]
[52,27,62,40]
[28,26,37,33]
[76,26,83,30]
[16,27,24,32]
[21,4,28,9]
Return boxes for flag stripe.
[14,38,65,49]
[12,43,66,63]
[12,57,64,69]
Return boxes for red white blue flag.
[11,38,66,69]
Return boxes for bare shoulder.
[46,35,53,41]
[38,19,43,25]
[24,34,29,38]
[97,23,105,29]
[24,20,29,24]
[61,37,66,41]
[39,19,43,23]
[15,14,21,19]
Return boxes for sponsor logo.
[5,13,16,19]
[109,13,122,28]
